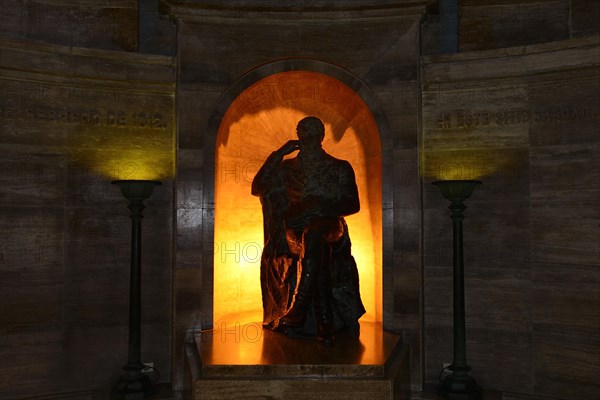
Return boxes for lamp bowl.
[432,180,481,201]
[112,180,161,202]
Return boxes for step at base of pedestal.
[189,321,411,400]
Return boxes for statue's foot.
[316,317,334,346]
[343,322,360,338]
[271,321,287,333]
[281,307,306,328]
[317,335,334,347]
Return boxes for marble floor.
[75,387,503,400]
[412,387,502,400]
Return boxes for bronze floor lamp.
[433,180,483,400]
[111,180,161,399]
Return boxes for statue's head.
[296,116,325,151]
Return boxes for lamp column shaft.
[451,201,467,371]
[128,201,144,369]
[111,180,160,399]
[433,180,482,399]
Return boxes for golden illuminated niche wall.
[214,71,382,326]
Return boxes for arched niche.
[204,60,393,328]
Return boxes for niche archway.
[214,70,382,326]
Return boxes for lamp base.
[111,370,157,400]
[437,372,482,400]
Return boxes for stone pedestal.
[188,321,410,400]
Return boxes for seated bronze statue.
[252,116,365,345]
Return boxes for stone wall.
[0,39,176,399]
[459,0,599,51]
[1,0,138,51]
[0,0,175,54]
[421,36,599,399]
[460,0,570,51]
[0,1,598,399]
[421,0,600,54]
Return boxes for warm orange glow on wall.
[214,71,382,326]
[67,112,175,181]
[71,147,174,181]
[422,149,520,181]
[421,125,522,181]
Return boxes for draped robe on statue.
[252,148,366,336]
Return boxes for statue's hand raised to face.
[276,140,300,156]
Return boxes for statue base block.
[187,321,410,400]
